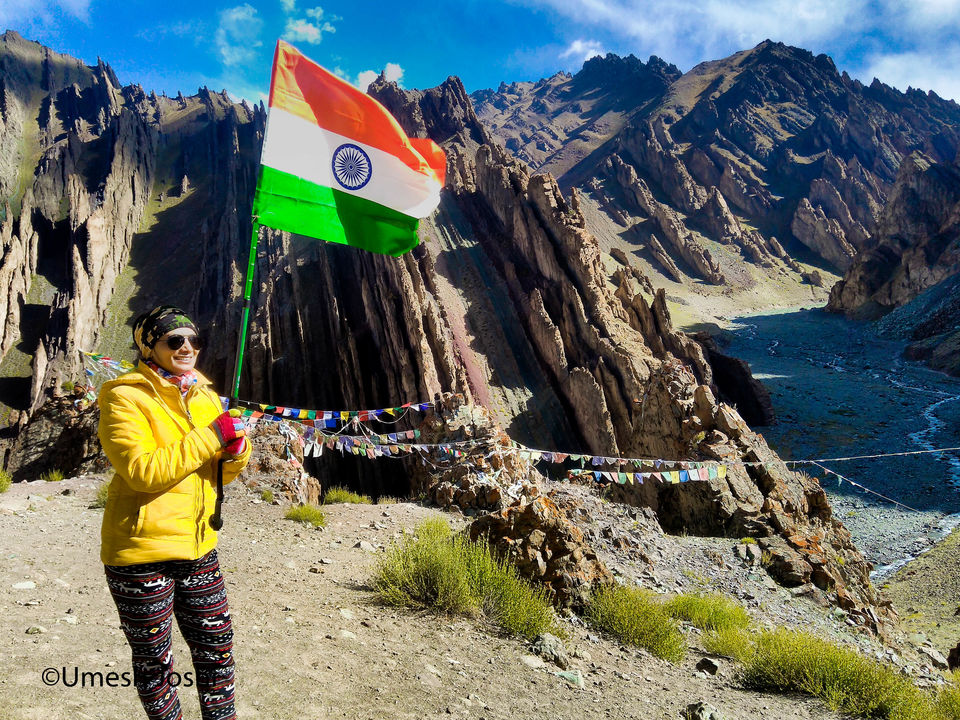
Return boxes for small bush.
[665,592,751,632]
[377,495,401,505]
[703,626,754,661]
[90,482,110,509]
[936,677,960,720]
[372,518,556,639]
[323,486,372,504]
[260,489,274,503]
[41,469,64,483]
[739,537,757,545]
[587,584,686,663]
[740,628,935,719]
[284,504,326,528]
[0,469,11,493]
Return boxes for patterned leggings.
[105,549,236,720]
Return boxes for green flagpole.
[212,217,259,532]
[229,218,260,404]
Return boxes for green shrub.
[377,495,401,505]
[587,584,686,663]
[41,469,64,483]
[703,626,754,661]
[936,677,960,720]
[739,537,757,545]
[260,489,274,503]
[323,486,372,504]
[0,469,11,493]
[665,592,751,632]
[740,628,935,719]
[284,504,326,528]
[90,482,110,509]
[372,518,556,639]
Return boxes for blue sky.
[4,0,960,103]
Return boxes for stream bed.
[723,306,960,579]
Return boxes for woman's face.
[149,327,200,375]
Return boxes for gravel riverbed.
[722,306,960,579]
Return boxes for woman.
[98,305,251,720]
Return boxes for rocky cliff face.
[0,35,891,626]
[829,153,960,374]
[0,31,264,420]
[473,42,960,295]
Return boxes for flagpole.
[212,216,259,532]
[229,217,260,405]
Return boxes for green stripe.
[252,166,420,257]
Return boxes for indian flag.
[253,41,446,256]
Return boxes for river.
[723,306,960,579]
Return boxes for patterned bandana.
[146,360,198,396]
[133,305,198,357]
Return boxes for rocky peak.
[369,75,490,151]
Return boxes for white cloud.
[855,47,960,101]
[356,63,404,91]
[879,0,960,32]
[0,0,91,27]
[216,4,263,67]
[283,17,336,44]
[521,0,868,68]
[383,62,404,83]
[357,70,379,91]
[280,6,337,45]
[560,39,607,62]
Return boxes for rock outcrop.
[828,153,960,374]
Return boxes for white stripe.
[260,107,441,218]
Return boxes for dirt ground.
[0,474,848,720]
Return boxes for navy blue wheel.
[332,143,372,190]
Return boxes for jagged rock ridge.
[0,34,888,626]
[473,42,960,296]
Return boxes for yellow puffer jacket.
[98,361,251,566]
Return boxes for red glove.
[211,409,245,448]
[224,437,247,456]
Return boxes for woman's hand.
[211,409,246,453]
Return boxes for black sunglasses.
[162,334,203,351]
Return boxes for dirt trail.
[0,474,844,720]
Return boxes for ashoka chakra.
[331,143,372,190]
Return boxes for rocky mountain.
[473,42,960,317]
[0,32,904,626]
[471,53,681,178]
[828,152,960,375]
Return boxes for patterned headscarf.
[133,305,198,358]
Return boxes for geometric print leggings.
[104,549,236,720]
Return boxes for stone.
[683,702,727,720]
[25,626,47,634]
[12,581,36,590]
[530,633,570,670]
[520,655,546,670]
[695,657,719,675]
[470,496,613,609]
[918,646,949,670]
[353,541,376,552]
